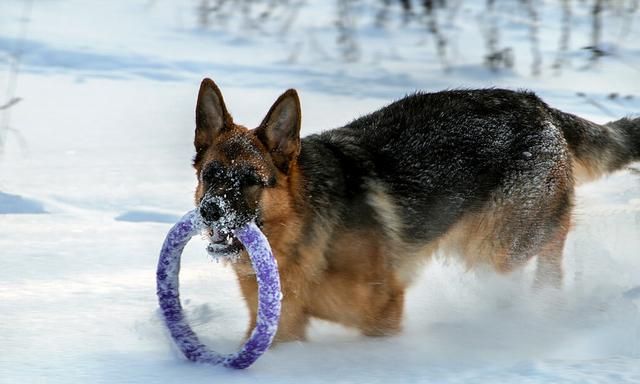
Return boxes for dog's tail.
[550,108,640,184]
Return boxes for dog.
[192,78,639,342]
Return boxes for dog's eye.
[234,167,265,188]
[242,172,263,187]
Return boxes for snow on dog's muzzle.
[199,193,255,259]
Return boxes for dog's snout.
[199,200,222,223]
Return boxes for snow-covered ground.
[1,1,639,383]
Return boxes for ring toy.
[156,210,282,369]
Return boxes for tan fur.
[572,157,609,185]
[230,165,406,341]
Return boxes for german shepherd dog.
[192,78,640,342]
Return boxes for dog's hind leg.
[534,214,571,289]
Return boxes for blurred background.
[2,1,640,141]
[2,1,640,120]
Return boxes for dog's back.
[300,89,639,285]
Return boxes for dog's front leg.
[235,264,309,343]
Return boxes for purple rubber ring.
[156,210,282,369]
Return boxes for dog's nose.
[199,200,223,223]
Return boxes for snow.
[0,191,46,213]
[1,1,639,383]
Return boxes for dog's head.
[192,78,301,255]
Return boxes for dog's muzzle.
[199,194,251,258]
[205,228,243,258]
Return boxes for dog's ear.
[255,89,301,174]
[194,78,232,154]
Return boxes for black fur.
[297,89,638,245]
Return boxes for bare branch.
[0,98,22,111]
